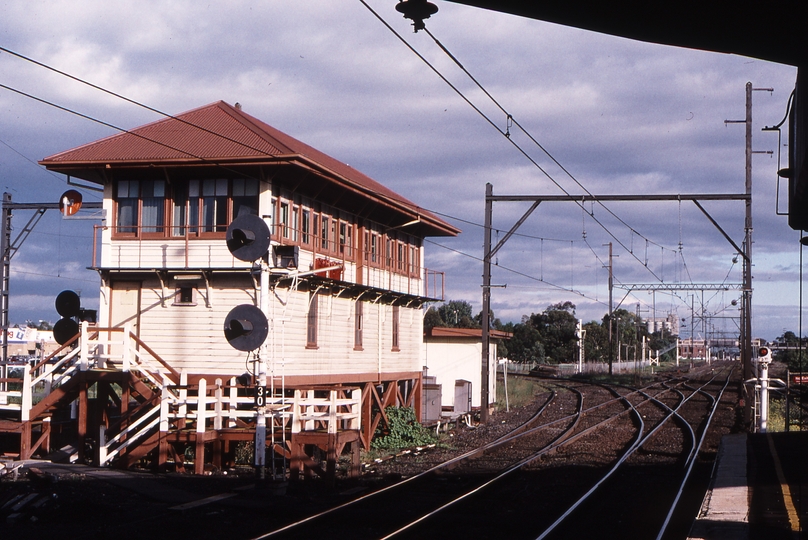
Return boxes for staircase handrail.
[28,332,83,375]
[30,345,82,387]
[128,331,180,381]
[98,406,162,466]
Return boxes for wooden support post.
[228,376,237,428]
[19,421,31,460]
[361,383,373,449]
[158,381,170,472]
[78,381,88,463]
[326,433,337,486]
[195,378,207,475]
[94,381,109,466]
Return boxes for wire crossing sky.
[0,0,801,338]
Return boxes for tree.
[423,307,444,332]
[582,320,609,363]
[437,300,477,329]
[505,316,544,364]
[604,308,649,362]
[773,331,808,371]
[530,302,579,364]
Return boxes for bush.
[371,406,437,450]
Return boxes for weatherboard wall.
[100,276,423,379]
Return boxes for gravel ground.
[0,365,745,539]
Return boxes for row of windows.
[307,294,400,352]
[112,179,422,277]
[272,196,421,276]
[115,178,259,237]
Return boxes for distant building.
[5,327,59,357]
[422,327,512,418]
[646,313,679,336]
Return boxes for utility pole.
[725,82,773,426]
[0,193,11,362]
[480,183,493,424]
[605,242,613,375]
[742,82,754,386]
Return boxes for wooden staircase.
[1,322,364,479]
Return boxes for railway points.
[1,360,806,539]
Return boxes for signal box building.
[1,101,459,476]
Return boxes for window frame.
[306,291,319,349]
[391,305,400,351]
[354,300,363,350]
[173,285,197,306]
[113,177,258,240]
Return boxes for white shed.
[422,327,511,411]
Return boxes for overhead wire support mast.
[0,193,103,361]
[480,186,751,421]
[725,83,772,422]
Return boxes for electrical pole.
[480,183,493,424]
[605,242,613,375]
[0,193,11,363]
[726,82,772,425]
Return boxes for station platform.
[689,431,808,539]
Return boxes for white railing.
[5,321,363,468]
[292,387,362,434]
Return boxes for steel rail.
[534,371,727,540]
[256,374,713,540]
[655,368,734,540]
[253,386,564,539]
[381,383,688,540]
[378,386,589,539]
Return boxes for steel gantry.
[0,192,103,361]
[480,186,751,423]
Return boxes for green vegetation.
[371,406,437,450]
[496,376,545,409]
[428,298,678,366]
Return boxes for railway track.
[253,363,738,540]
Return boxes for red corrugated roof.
[40,101,459,236]
[427,327,513,340]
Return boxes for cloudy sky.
[0,1,802,341]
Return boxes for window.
[291,206,299,242]
[354,300,363,350]
[370,232,378,264]
[397,241,406,272]
[338,221,352,258]
[116,179,165,235]
[306,291,319,348]
[391,305,400,351]
[320,215,330,251]
[173,285,196,306]
[301,209,311,245]
[116,177,257,239]
[116,180,139,234]
[231,178,259,219]
[201,178,229,233]
[280,201,290,239]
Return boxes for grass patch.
[496,376,546,409]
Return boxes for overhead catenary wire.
[357,0,688,288]
[0,26,733,320]
[420,25,681,263]
[424,237,608,306]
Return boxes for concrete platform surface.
[689,431,808,540]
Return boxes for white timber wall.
[101,275,423,379]
[422,338,498,409]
